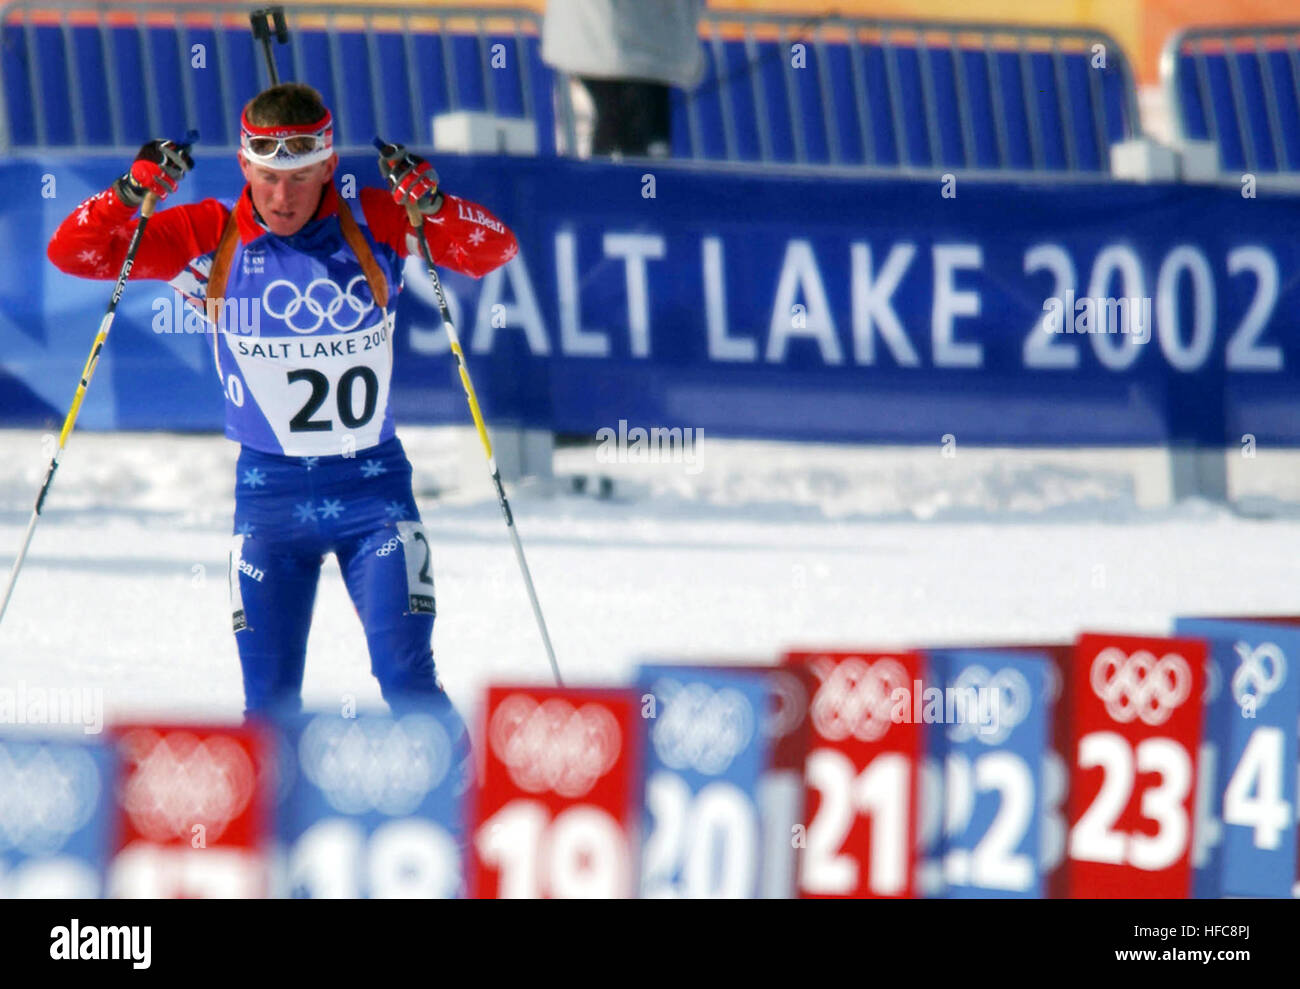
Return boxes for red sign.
[107,722,272,898]
[785,650,924,898]
[1065,633,1206,897]
[471,686,641,899]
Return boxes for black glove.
[113,139,195,208]
[377,143,443,215]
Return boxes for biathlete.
[47,82,518,729]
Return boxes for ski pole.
[374,137,563,686]
[1,133,197,627]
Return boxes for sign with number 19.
[471,687,640,899]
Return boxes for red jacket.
[47,180,518,285]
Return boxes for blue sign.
[7,153,1300,445]
[1175,617,1300,898]
[0,734,115,898]
[272,707,471,899]
[926,650,1050,898]
[637,665,771,898]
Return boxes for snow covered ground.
[1,426,1298,731]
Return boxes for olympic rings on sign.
[297,713,453,816]
[117,730,257,843]
[488,695,622,799]
[1231,640,1287,712]
[650,680,755,776]
[0,743,102,855]
[1089,648,1192,726]
[809,657,910,743]
[945,665,1033,744]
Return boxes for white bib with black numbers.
[225,302,395,456]
[200,204,402,457]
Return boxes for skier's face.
[238,154,338,236]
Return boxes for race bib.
[224,304,395,457]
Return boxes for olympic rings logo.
[809,657,909,743]
[489,695,622,798]
[262,275,375,333]
[946,665,1032,745]
[1090,648,1192,726]
[650,679,755,776]
[297,713,453,816]
[375,533,408,557]
[0,743,102,855]
[117,730,257,843]
[1231,641,1287,712]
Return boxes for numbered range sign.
[785,650,924,898]
[1175,617,1300,898]
[471,686,640,899]
[1030,645,1073,899]
[273,707,472,898]
[739,664,814,898]
[926,650,1051,898]
[0,735,115,898]
[107,722,273,898]
[1065,633,1206,898]
[637,665,771,898]
[1000,643,1074,898]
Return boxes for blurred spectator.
[542,0,705,158]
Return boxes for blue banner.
[637,664,770,898]
[1175,617,1300,899]
[6,152,1300,444]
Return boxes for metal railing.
[0,0,545,152]
[552,11,1142,176]
[0,2,1144,178]
[1161,23,1300,174]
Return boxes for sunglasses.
[242,132,329,160]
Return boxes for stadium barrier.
[1,2,1143,179]
[653,11,1141,174]
[2,621,1296,898]
[1161,23,1300,186]
[0,1,552,153]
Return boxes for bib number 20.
[288,367,378,432]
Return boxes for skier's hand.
[377,144,442,216]
[113,139,195,209]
